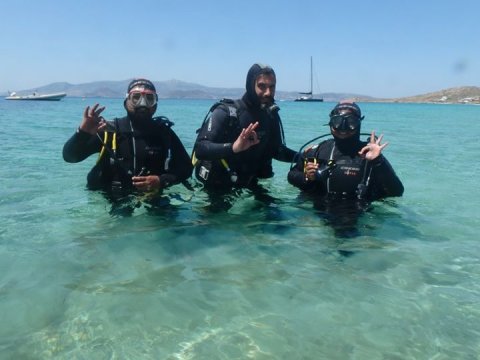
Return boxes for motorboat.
[295,57,323,102]
[5,91,67,101]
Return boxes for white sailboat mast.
[310,56,313,95]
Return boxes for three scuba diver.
[63,72,403,226]
[63,78,192,198]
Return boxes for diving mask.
[127,90,158,107]
[329,114,362,131]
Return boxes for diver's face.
[254,74,276,105]
[330,110,359,139]
[125,85,157,120]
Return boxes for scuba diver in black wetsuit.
[288,101,404,237]
[63,78,192,213]
[192,63,297,210]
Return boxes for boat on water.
[295,57,323,102]
[5,91,67,101]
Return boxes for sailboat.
[295,56,323,102]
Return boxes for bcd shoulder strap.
[152,116,174,170]
[191,98,242,167]
[153,115,174,128]
[195,98,242,135]
[96,116,174,166]
[96,118,122,165]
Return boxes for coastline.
[3,81,479,105]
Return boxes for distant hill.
[3,79,370,102]
[357,86,480,104]
[393,86,480,104]
[4,80,479,104]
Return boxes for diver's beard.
[333,131,361,154]
[260,97,274,106]
[130,107,152,121]
[332,130,355,139]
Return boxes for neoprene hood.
[244,63,276,107]
[127,78,156,93]
[329,101,363,119]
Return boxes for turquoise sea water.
[1,97,479,359]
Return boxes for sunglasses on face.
[127,90,157,107]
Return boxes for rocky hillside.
[362,86,480,104]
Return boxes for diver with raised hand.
[193,63,296,189]
[192,63,297,210]
[63,78,192,208]
[288,101,403,236]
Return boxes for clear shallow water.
[0,98,479,359]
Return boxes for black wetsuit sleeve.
[275,144,297,163]
[369,155,404,198]
[158,129,193,188]
[194,108,235,160]
[62,129,102,163]
[287,155,309,190]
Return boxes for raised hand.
[232,122,260,153]
[358,130,388,161]
[79,103,107,135]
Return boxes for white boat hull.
[5,92,67,101]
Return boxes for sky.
[1,0,479,98]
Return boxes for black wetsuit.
[288,136,404,237]
[193,95,296,188]
[63,116,192,193]
[288,138,404,200]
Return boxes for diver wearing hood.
[63,78,192,195]
[288,101,403,200]
[287,101,403,237]
[193,63,297,189]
